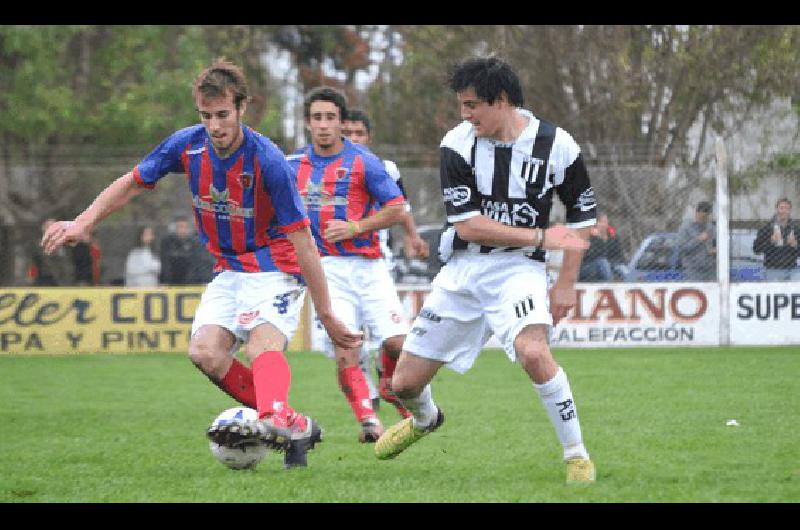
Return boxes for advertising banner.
[0,287,308,354]
[551,283,720,347]
[729,282,800,345]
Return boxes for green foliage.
[1,346,798,502]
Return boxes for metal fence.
[1,142,798,288]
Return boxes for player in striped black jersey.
[342,109,430,421]
[286,87,410,443]
[41,59,362,469]
[375,57,597,483]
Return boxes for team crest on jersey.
[335,167,350,180]
[238,172,253,189]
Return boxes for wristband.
[348,220,360,237]
[534,227,544,249]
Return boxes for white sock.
[534,367,589,462]
[400,384,438,429]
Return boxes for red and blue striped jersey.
[286,139,405,259]
[132,125,309,274]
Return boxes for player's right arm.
[287,227,363,350]
[42,130,190,255]
[41,172,144,255]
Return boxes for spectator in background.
[125,226,161,287]
[29,218,75,286]
[753,197,800,281]
[676,201,716,281]
[159,216,209,285]
[579,212,626,282]
[73,235,102,285]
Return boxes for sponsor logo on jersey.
[300,182,349,210]
[335,167,350,180]
[576,187,596,212]
[481,199,538,227]
[443,186,471,207]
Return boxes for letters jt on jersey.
[132,125,310,274]
[439,109,596,261]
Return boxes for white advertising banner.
[729,282,800,345]
[551,283,721,348]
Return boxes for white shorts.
[315,255,408,357]
[402,252,551,374]
[191,270,306,352]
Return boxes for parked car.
[624,229,765,282]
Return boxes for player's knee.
[390,372,424,399]
[515,338,553,373]
[381,335,404,357]
[188,342,226,377]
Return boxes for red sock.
[338,365,376,423]
[251,351,299,428]
[219,358,257,409]
[379,347,412,419]
[381,347,398,381]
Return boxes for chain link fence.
[1,143,798,287]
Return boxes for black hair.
[303,86,348,121]
[697,201,712,213]
[449,56,524,107]
[345,108,371,134]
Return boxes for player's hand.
[541,225,591,251]
[404,235,430,259]
[787,231,797,247]
[697,232,710,242]
[324,219,357,243]
[40,220,91,255]
[549,282,577,327]
[319,314,363,350]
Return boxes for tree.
[364,25,800,248]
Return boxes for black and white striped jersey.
[438,108,596,262]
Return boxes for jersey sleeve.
[131,132,190,189]
[260,149,310,234]
[383,159,411,211]
[364,154,404,207]
[552,129,596,227]
[440,145,481,223]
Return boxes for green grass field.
[1,346,798,503]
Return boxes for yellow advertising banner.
[0,287,308,354]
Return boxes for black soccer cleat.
[283,417,323,470]
[207,418,291,453]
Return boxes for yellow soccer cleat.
[566,458,596,483]
[375,409,444,460]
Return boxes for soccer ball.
[208,407,269,470]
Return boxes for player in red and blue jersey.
[41,59,362,469]
[286,86,409,443]
[342,109,431,421]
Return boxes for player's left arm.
[324,154,407,243]
[390,165,429,259]
[550,138,597,325]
